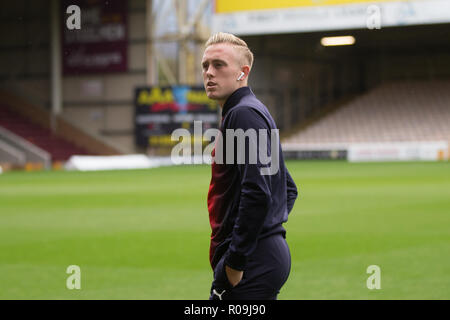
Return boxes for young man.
[203,32,299,300]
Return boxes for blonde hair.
[205,32,254,69]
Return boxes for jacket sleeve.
[286,168,298,214]
[223,106,273,271]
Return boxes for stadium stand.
[0,88,123,167]
[0,103,90,162]
[283,80,450,144]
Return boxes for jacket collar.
[221,86,254,117]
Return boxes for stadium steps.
[282,80,450,144]
[280,94,358,141]
[0,89,122,161]
[0,105,89,161]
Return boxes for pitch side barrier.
[64,141,448,171]
[282,141,449,162]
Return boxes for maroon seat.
[0,104,92,161]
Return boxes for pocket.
[214,257,233,290]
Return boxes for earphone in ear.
[237,72,245,81]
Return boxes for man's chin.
[206,91,221,101]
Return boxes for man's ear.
[240,65,250,81]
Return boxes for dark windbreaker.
[207,86,298,271]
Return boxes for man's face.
[201,43,243,106]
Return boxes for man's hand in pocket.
[225,265,243,287]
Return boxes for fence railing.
[0,126,51,169]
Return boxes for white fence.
[282,141,449,162]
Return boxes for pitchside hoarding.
[134,86,219,148]
[62,0,128,74]
[213,0,450,35]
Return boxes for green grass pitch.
[0,160,449,299]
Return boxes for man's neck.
[219,85,247,109]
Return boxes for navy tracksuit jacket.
[207,86,298,274]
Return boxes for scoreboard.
[134,86,219,148]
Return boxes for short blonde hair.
[205,32,254,68]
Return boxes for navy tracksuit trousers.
[209,234,291,300]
